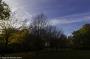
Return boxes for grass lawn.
[3,49,90,59]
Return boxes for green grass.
[4,49,90,59]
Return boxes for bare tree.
[25,14,48,49]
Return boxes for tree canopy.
[0,0,10,20]
[72,24,90,48]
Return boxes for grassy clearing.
[4,49,90,59]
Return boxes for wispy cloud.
[48,13,90,26]
[49,19,82,26]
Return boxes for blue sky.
[4,0,90,36]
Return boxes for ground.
[3,49,90,59]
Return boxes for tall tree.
[29,14,48,49]
[0,0,11,52]
[72,24,90,49]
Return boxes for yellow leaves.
[8,29,29,44]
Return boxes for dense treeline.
[0,0,90,53]
[0,14,68,52]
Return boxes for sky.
[3,0,90,36]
